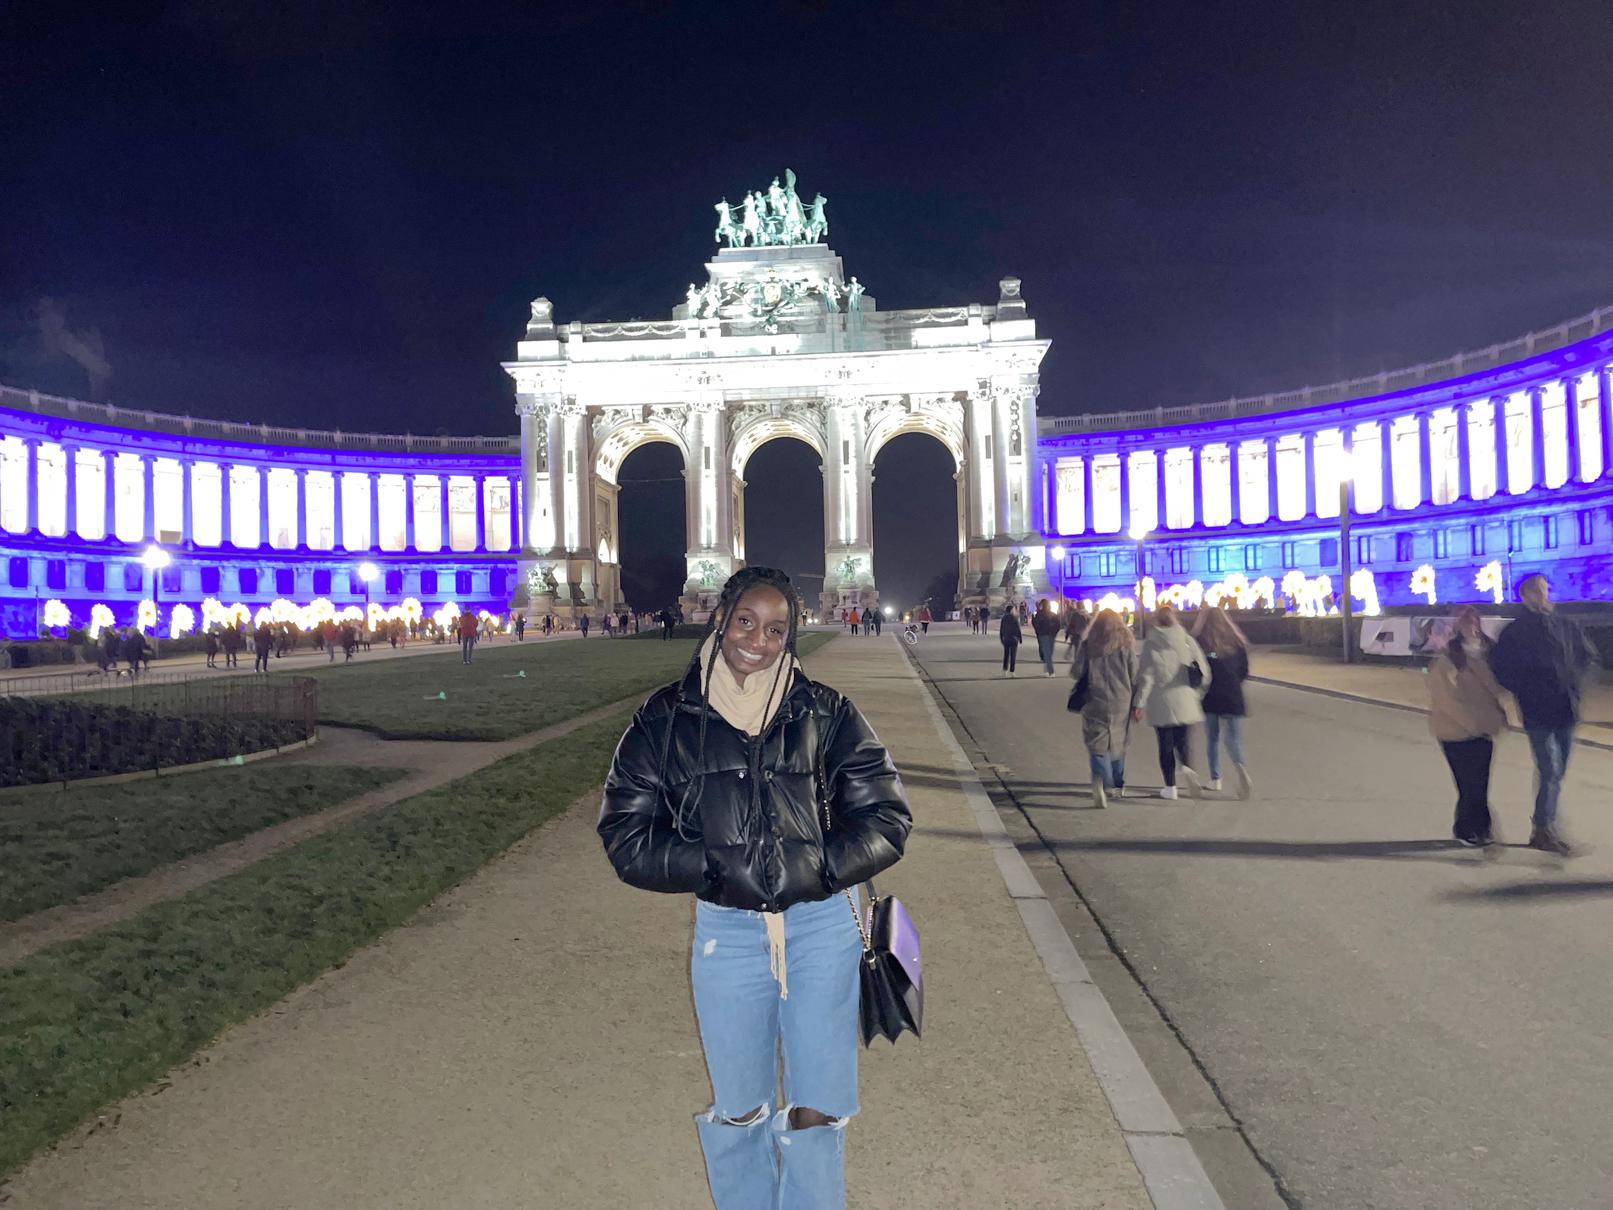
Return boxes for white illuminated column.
[142,544,171,654]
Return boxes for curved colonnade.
[0,384,522,639]
[1036,308,1613,611]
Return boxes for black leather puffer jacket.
[598,662,911,912]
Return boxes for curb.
[1248,675,1613,753]
[895,638,1226,1210]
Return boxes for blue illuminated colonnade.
[0,384,521,639]
[1037,308,1613,609]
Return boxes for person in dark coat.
[204,628,219,668]
[122,626,148,676]
[222,623,243,668]
[1488,573,1599,854]
[578,613,590,638]
[99,627,120,673]
[1031,599,1062,676]
[253,621,273,673]
[598,567,910,1209]
[1192,607,1252,798]
[998,604,1023,675]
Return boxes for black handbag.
[1187,660,1204,689]
[818,738,923,1046]
[1067,658,1090,713]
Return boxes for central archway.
[871,430,964,616]
[739,436,824,613]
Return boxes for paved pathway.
[3,635,1164,1208]
[907,628,1613,1210]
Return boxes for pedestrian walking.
[544,613,554,637]
[1192,607,1253,798]
[598,566,912,1210]
[97,628,118,673]
[1063,604,1088,651]
[1427,605,1508,847]
[918,604,932,634]
[204,629,219,668]
[869,608,882,636]
[253,621,273,673]
[602,614,615,638]
[619,610,630,634]
[579,613,591,638]
[1070,609,1141,807]
[1488,573,1599,855]
[340,622,358,661]
[457,608,479,663]
[123,626,147,676]
[998,604,1023,675]
[848,606,861,635]
[222,624,242,668]
[1135,604,1210,799]
[659,606,676,640]
[1031,599,1061,676]
[515,613,526,641]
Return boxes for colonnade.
[1049,370,1613,537]
[0,438,520,555]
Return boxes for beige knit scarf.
[699,633,799,997]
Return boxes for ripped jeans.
[692,893,862,1210]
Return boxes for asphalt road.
[905,628,1613,1210]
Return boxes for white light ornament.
[137,599,158,633]
[88,603,115,639]
[169,603,196,639]
[42,599,71,630]
[1410,564,1438,606]
[1475,561,1504,605]
[1349,569,1382,617]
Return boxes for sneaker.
[1179,767,1202,799]
[1090,778,1108,810]
[1528,828,1573,857]
[1115,785,1133,798]
[1206,778,1223,792]
[1454,834,1486,848]
[1232,763,1253,800]
[1158,786,1178,801]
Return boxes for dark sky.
[4,3,1611,607]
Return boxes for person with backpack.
[1488,573,1599,855]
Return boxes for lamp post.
[1338,471,1354,665]
[142,544,170,656]
[1129,523,1150,637]
[357,561,380,632]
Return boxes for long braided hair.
[662,566,803,839]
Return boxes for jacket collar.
[675,655,817,724]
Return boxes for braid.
[668,566,802,840]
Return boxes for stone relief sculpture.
[999,552,1030,587]
[845,277,865,311]
[695,559,723,588]
[528,564,559,596]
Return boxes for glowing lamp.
[1050,544,1067,561]
[357,561,380,583]
[140,544,171,571]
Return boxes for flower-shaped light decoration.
[1350,569,1382,617]
[42,599,71,630]
[1475,561,1504,605]
[366,602,386,631]
[433,601,461,630]
[200,597,226,628]
[169,602,197,639]
[88,602,115,639]
[253,607,274,628]
[1138,576,1157,612]
[340,605,364,622]
[1410,564,1437,606]
[1249,576,1276,610]
[227,602,252,627]
[1183,580,1205,609]
[137,599,158,633]
[1281,569,1308,608]
[400,597,423,622]
[1203,583,1227,609]
[307,598,336,626]
[270,598,300,625]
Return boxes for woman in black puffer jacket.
[599,567,911,1209]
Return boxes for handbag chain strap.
[816,717,875,955]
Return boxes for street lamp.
[1129,523,1150,637]
[357,561,380,630]
[1338,471,1354,665]
[142,544,170,655]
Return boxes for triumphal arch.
[504,171,1050,617]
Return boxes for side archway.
[864,398,969,612]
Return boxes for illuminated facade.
[1037,307,1613,610]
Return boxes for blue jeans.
[1524,724,1576,832]
[1204,714,1246,781]
[1037,634,1056,674]
[1089,751,1126,789]
[692,894,862,1210]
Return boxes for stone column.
[142,454,155,541]
[1415,412,1432,507]
[294,468,307,548]
[439,476,451,550]
[1493,399,1511,496]
[1600,366,1613,480]
[990,392,1012,534]
[23,438,39,533]
[1528,387,1546,489]
[965,390,992,537]
[402,474,415,550]
[220,463,233,546]
[103,450,117,539]
[1081,453,1094,534]
[1117,447,1132,534]
[473,474,487,551]
[1563,379,1582,484]
[1302,431,1316,518]
[1340,427,1355,515]
[1456,404,1473,500]
[1189,446,1203,528]
[1154,448,1168,530]
[1265,435,1279,520]
[545,406,567,554]
[332,474,345,551]
[1378,418,1394,510]
[519,409,540,550]
[1228,442,1242,525]
[256,466,270,549]
[63,444,78,537]
[181,459,194,543]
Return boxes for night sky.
[4,3,1612,609]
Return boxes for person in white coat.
[1134,604,1211,799]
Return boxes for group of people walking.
[1064,602,1250,808]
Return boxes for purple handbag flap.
[871,896,922,991]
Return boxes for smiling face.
[719,585,792,686]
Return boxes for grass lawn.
[285,629,834,740]
[0,765,407,923]
[0,710,632,1181]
